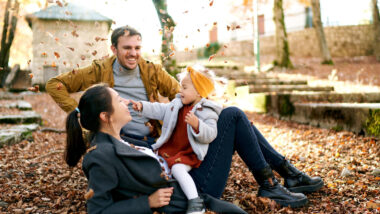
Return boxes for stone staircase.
[0,92,41,148]
[209,66,380,138]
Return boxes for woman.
[65,84,246,214]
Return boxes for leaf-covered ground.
[0,93,379,213]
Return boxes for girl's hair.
[65,84,114,167]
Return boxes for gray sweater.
[141,94,223,161]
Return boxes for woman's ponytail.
[65,110,86,167]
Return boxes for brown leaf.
[54,52,60,59]
[67,47,75,51]
[208,54,216,61]
[92,50,97,56]
[84,189,94,200]
[209,0,214,6]
[56,0,63,7]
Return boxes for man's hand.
[130,100,143,112]
[185,111,199,131]
[148,187,173,208]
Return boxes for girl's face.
[179,74,201,105]
[108,88,132,127]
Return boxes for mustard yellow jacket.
[46,55,180,136]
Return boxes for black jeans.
[189,107,285,198]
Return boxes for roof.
[26,3,112,26]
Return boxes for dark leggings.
[189,107,285,198]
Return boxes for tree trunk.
[273,0,292,68]
[152,0,178,77]
[311,0,333,65]
[0,0,19,87]
[372,0,380,62]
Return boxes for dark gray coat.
[82,132,247,214]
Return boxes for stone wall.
[174,24,375,63]
[31,20,110,84]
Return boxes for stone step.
[264,92,380,117]
[0,111,42,124]
[288,103,380,137]
[0,124,39,148]
[0,92,24,100]
[249,85,334,93]
[0,101,32,110]
[234,79,307,86]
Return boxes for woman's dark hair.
[111,25,142,47]
[65,84,113,167]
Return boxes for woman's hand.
[185,111,199,131]
[148,187,174,208]
[130,100,143,112]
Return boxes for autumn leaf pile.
[0,93,379,213]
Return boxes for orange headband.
[187,66,214,98]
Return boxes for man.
[47,26,322,209]
[46,26,179,140]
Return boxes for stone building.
[26,3,112,85]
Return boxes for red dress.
[158,104,202,169]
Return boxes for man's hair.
[111,26,142,47]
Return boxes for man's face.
[111,34,142,70]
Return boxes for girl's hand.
[185,111,199,131]
[148,187,173,208]
[130,100,143,112]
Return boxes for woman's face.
[108,88,132,127]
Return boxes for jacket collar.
[92,132,151,158]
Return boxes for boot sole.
[288,180,324,193]
[271,196,308,208]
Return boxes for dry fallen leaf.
[208,54,216,61]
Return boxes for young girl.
[131,66,222,214]
[65,84,245,214]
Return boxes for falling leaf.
[27,60,31,65]
[28,85,39,93]
[221,52,225,56]
[95,37,107,42]
[56,0,63,7]
[197,29,200,32]
[170,44,175,51]
[169,52,175,57]
[235,25,241,29]
[65,11,72,16]
[224,60,228,63]
[84,189,94,200]
[81,55,86,60]
[29,73,34,78]
[92,50,97,56]
[71,30,79,37]
[208,54,216,61]
[206,43,210,48]
[41,52,47,57]
[227,25,231,31]
[54,37,59,42]
[183,10,188,13]
[67,47,75,51]
[213,22,217,26]
[224,45,228,48]
[63,61,66,66]
[56,83,63,90]
[54,52,60,59]
[209,0,214,6]
[85,42,94,47]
